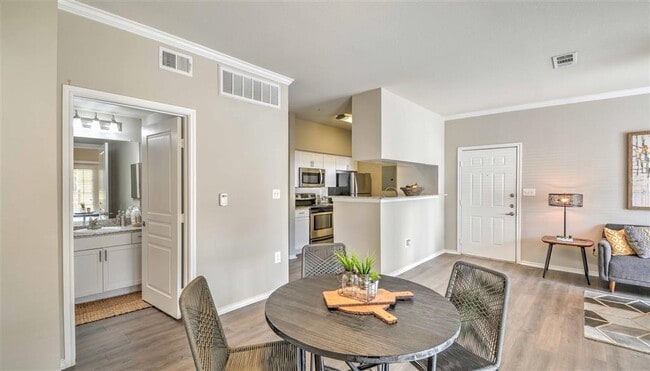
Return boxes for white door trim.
[61,85,197,369]
[456,142,522,263]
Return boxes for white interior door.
[141,116,182,318]
[459,147,518,261]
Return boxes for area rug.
[584,290,650,354]
[76,291,151,326]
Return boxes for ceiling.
[80,1,649,127]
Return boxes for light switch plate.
[274,251,281,264]
[272,189,281,199]
[523,188,536,196]
[219,193,229,206]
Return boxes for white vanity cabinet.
[74,249,104,298]
[74,230,142,301]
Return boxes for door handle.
[99,250,102,262]
[104,250,108,261]
[505,212,515,216]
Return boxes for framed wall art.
[628,130,650,210]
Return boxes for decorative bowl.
[400,186,424,196]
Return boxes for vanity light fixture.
[336,113,352,124]
[73,111,123,132]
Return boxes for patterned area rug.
[76,291,151,326]
[584,290,650,354]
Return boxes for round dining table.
[265,275,460,371]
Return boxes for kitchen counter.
[74,225,142,238]
[331,195,440,203]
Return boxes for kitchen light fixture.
[73,111,123,132]
[336,113,352,124]
[548,193,583,241]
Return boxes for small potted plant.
[353,254,381,302]
[334,251,357,293]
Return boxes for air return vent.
[220,68,280,108]
[551,52,578,69]
[159,47,193,76]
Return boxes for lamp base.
[556,235,573,242]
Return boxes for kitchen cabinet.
[295,208,310,253]
[323,155,337,187]
[296,150,324,169]
[74,249,104,298]
[336,156,357,171]
[74,230,142,300]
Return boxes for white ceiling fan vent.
[159,47,193,76]
[220,67,280,109]
[551,52,578,69]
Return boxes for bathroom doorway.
[61,85,197,368]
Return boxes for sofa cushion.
[609,255,650,282]
[604,228,635,256]
[624,226,650,258]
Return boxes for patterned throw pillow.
[604,228,636,256]
[624,226,650,259]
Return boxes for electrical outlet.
[405,239,412,248]
[272,189,281,199]
[274,251,281,264]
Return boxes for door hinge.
[179,139,185,148]
[180,213,186,223]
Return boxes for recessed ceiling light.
[336,113,352,124]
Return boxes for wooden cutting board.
[338,304,397,324]
[322,288,413,308]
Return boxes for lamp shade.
[548,193,583,207]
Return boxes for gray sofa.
[598,223,650,292]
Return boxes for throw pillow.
[624,226,650,259]
[604,228,636,256]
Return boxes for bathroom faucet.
[88,218,101,230]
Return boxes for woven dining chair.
[179,276,298,371]
[301,243,347,278]
[411,261,510,371]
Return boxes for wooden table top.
[265,275,460,365]
[541,235,594,247]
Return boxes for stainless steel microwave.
[299,167,325,188]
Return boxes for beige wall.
[1,1,62,369]
[445,95,650,273]
[294,118,351,156]
[58,10,289,308]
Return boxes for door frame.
[61,85,197,369]
[456,143,523,263]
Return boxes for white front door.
[141,116,182,318]
[459,146,518,261]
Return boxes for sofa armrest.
[598,239,612,281]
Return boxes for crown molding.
[444,86,650,121]
[57,0,294,86]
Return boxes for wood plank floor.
[71,254,650,370]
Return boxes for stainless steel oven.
[299,167,325,188]
[310,205,333,244]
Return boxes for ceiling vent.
[159,47,193,76]
[220,67,280,109]
[551,52,578,69]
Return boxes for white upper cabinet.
[296,150,324,169]
[335,156,357,171]
[323,155,337,187]
[352,88,443,166]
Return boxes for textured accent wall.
[445,95,650,274]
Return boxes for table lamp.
[548,193,583,242]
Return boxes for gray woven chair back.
[445,261,510,368]
[301,243,346,278]
[179,276,229,371]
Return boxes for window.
[73,165,97,213]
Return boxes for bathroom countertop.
[74,225,142,238]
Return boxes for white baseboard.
[519,260,599,277]
[289,254,297,260]
[75,284,141,304]
[444,249,460,255]
[217,287,278,314]
[387,250,447,276]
